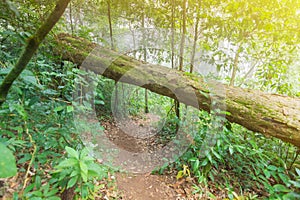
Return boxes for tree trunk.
[170,0,179,129]
[230,44,242,86]
[190,13,200,74]
[171,0,175,70]
[69,1,74,35]
[179,0,187,71]
[142,12,149,114]
[54,34,300,148]
[107,0,114,50]
[176,0,187,123]
[0,0,71,106]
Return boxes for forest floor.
[115,173,179,200]
[101,114,225,200]
[0,114,228,200]
[102,116,196,200]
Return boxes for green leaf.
[283,192,300,200]
[23,183,35,194]
[278,173,290,185]
[42,89,59,96]
[289,180,300,188]
[88,163,107,178]
[54,106,65,113]
[31,190,43,197]
[229,146,234,155]
[267,165,277,171]
[44,188,59,197]
[56,170,68,181]
[23,75,39,87]
[295,168,300,176]
[67,176,78,189]
[66,106,74,113]
[34,175,42,190]
[42,183,50,194]
[176,171,184,180]
[80,161,88,182]
[55,158,78,168]
[263,169,271,179]
[0,143,17,178]
[201,158,209,166]
[82,156,94,162]
[94,100,105,105]
[193,159,200,172]
[48,197,61,200]
[212,149,222,160]
[65,147,79,159]
[30,197,42,200]
[207,153,213,163]
[273,184,291,192]
[199,90,209,99]
[0,67,11,75]
[81,184,89,198]
[70,170,79,177]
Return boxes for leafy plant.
[24,183,61,200]
[53,146,107,199]
[176,164,191,180]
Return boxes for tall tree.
[69,1,74,35]
[189,0,201,74]
[178,0,187,71]
[107,0,114,50]
[142,11,149,113]
[175,0,187,126]
[229,43,242,86]
[171,0,175,70]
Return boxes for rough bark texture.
[54,33,300,148]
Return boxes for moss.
[52,33,300,148]
[183,71,202,81]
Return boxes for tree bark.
[179,0,187,71]
[142,12,149,113]
[54,34,300,148]
[69,1,74,35]
[0,0,71,106]
[230,44,242,86]
[176,0,187,123]
[190,13,200,74]
[171,0,175,70]
[107,0,114,50]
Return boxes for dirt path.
[102,115,197,200]
[116,173,178,200]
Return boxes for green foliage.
[0,31,85,198]
[0,142,17,178]
[24,183,61,200]
[52,146,107,199]
[171,114,300,198]
[1,0,300,199]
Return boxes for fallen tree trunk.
[54,33,300,148]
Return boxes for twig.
[21,121,37,192]
[288,148,300,170]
